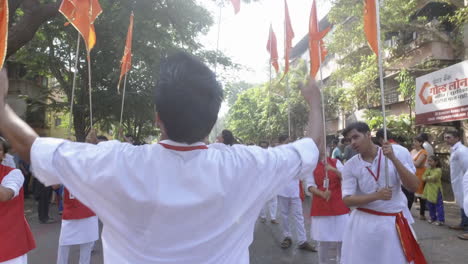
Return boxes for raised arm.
[301,79,324,153]
[0,69,38,163]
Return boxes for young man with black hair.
[0,52,323,263]
[444,130,468,239]
[340,122,426,264]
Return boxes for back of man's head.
[154,52,223,144]
[278,135,289,144]
[376,128,394,141]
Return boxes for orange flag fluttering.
[266,24,279,74]
[363,0,378,55]
[59,0,103,53]
[309,0,330,78]
[118,12,134,92]
[282,0,294,79]
[0,0,8,69]
[230,0,240,14]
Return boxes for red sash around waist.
[357,208,427,264]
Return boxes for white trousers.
[318,241,342,264]
[0,255,27,264]
[260,196,278,220]
[278,196,307,244]
[57,242,94,264]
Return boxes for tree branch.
[6,0,60,58]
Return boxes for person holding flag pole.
[339,1,426,263]
[305,1,349,263]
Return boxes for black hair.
[419,132,429,142]
[278,135,289,144]
[259,141,269,148]
[376,128,394,140]
[414,136,424,144]
[332,138,339,145]
[97,135,108,141]
[342,122,371,138]
[125,134,134,138]
[0,137,10,154]
[445,130,460,138]
[221,130,235,146]
[154,52,223,144]
[428,155,441,168]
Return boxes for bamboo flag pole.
[213,1,223,75]
[119,73,128,126]
[375,0,389,187]
[317,42,330,191]
[68,33,81,138]
[87,54,94,129]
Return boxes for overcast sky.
[198,0,331,84]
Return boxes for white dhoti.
[259,196,278,220]
[0,255,27,264]
[57,216,99,264]
[341,210,413,264]
[278,196,307,243]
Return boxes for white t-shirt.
[450,142,468,207]
[31,137,318,264]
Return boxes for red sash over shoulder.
[0,165,36,262]
[357,208,427,264]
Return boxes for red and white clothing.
[307,158,349,264]
[57,188,99,264]
[308,158,349,241]
[341,145,420,264]
[0,165,36,264]
[31,138,318,264]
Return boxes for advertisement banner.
[415,60,468,125]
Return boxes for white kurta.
[340,145,416,264]
[464,170,468,214]
[59,216,99,246]
[0,255,27,264]
[30,138,319,264]
[449,142,468,207]
[307,160,349,242]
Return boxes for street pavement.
[24,196,468,264]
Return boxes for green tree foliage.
[13,0,234,142]
[226,61,309,144]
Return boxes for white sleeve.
[1,169,24,198]
[341,162,357,198]
[306,173,317,189]
[336,160,344,172]
[394,145,416,174]
[464,170,468,214]
[230,138,319,205]
[30,137,137,224]
[459,147,468,174]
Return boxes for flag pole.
[87,53,94,129]
[119,73,128,127]
[268,30,272,140]
[375,0,389,187]
[317,34,329,191]
[68,33,81,139]
[213,1,223,75]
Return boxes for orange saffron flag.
[282,0,294,79]
[59,0,103,53]
[363,0,378,55]
[0,0,8,69]
[230,0,240,14]
[309,0,330,78]
[118,13,134,92]
[266,24,279,74]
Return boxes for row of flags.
[265,0,380,80]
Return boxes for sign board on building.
[415,60,468,125]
